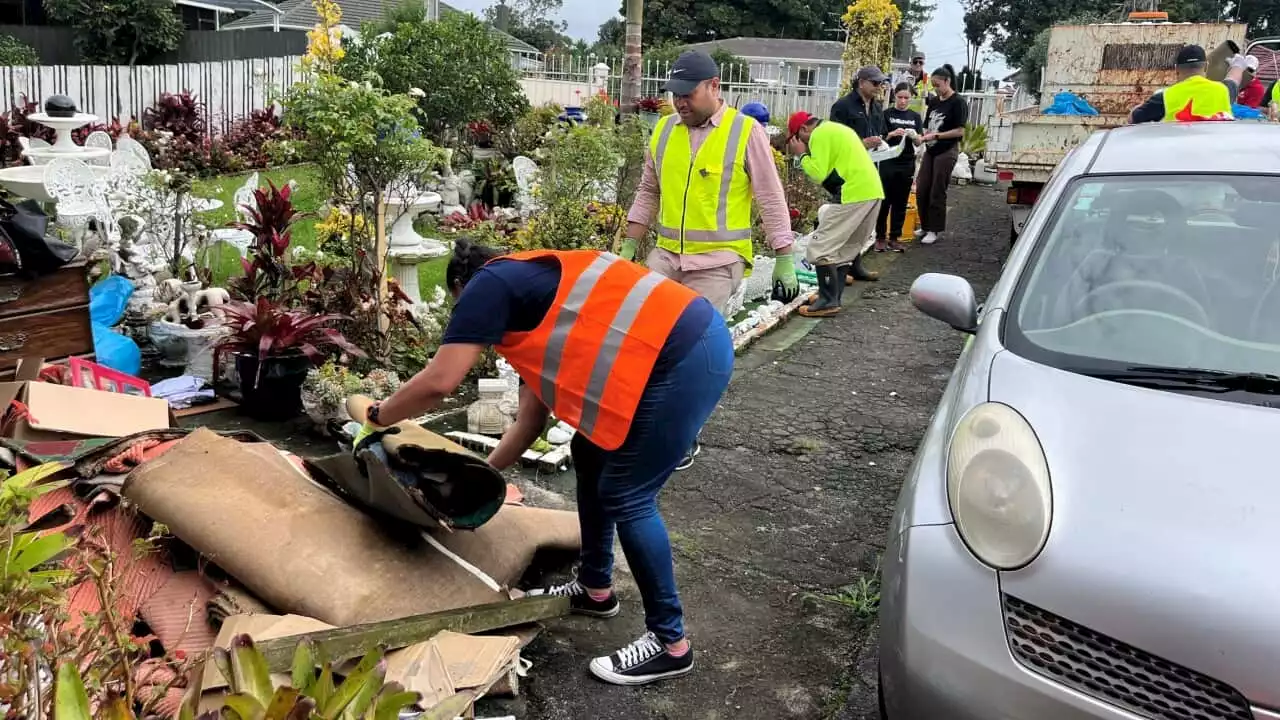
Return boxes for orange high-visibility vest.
[493,250,698,450]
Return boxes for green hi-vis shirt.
[800,120,884,205]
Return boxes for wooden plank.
[446,431,572,473]
[251,596,569,672]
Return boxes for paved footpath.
[488,185,1011,720]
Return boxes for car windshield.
[1008,174,1280,379]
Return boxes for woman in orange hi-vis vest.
[362,240,733,686]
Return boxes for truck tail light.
[1007,185,1041,206]
[997,170,1015,182]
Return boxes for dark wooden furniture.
[0,261,93,373]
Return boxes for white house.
[681,37,846,91]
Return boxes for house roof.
[176,0,281,13]
[221,0,539,53]
[681,37,845,63]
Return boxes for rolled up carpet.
[327,395,506,530]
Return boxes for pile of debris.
[6,358,581,719]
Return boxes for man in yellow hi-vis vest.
[623,50,796,470]
[906,55,931,115]
[1129,45,1246,123]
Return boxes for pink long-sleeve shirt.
[627,101,794,271]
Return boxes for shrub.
[223,107,289,169]
[141,91,207,143]
[0,95,54,164]
[338,12,528,142]
[0,35,38,66]
[496,102,563,158]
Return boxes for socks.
[666,640,691,657]
[586,588,612,602]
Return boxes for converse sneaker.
[921,232,938,245]
[675,440,702,471]
[589,632,694,686]
[526,579,619,618]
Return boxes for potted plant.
[228,179,310,302]
[636,97,663,127]
[301,360,401,426]
[217,298,365,421]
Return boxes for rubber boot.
[846,252,879,285]
[799,265,842,317]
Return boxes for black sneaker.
[589,632,694,686]
[526,579,619,618]
[675,441,701,471]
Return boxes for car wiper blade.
[1076,366,1280,394]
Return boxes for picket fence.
[0,57,302,133]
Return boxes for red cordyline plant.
[217,298,366,386]
[636,97,663,112]
[229,180,311,302]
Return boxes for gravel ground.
[492,184,1012,720]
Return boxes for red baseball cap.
[787,111,814,137]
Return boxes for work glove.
[771,253,800,303]
[1230,54,1250,70]
[619,237,637,262]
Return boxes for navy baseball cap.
[663,51,720,95]
[1176,44,1207,66]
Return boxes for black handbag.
[0,198,77,276]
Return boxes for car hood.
[991,351,1280,707]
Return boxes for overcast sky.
[444,0,1012,78]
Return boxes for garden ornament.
[44,94,77,117]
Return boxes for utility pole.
[620,0,644,114]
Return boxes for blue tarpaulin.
[1232,103,1264,119]
[89,275,141,375]
[1043,92,1099,116]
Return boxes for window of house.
[797,67,816,97]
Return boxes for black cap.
[1176,44,1207,66]
[663,51,720,95]
[856,66,889,84]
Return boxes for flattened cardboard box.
[0,359,173,441]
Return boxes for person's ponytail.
[446,238,505,293]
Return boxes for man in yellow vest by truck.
[1129,44,1247,123]
[623,49,797,470]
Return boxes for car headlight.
[947,402,1052,570]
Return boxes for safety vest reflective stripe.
[653,224,754,242]
[651,110,752,242]
[495,250,697,450]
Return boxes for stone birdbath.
[384,190,448,303]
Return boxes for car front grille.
[1002,594,1253,720]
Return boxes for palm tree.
[620,0,643,113]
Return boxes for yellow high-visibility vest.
[650,106,755,273]
[908,75,931,114]
[1162,75,1233,121]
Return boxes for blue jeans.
[571,320,734,644]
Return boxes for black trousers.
[875,162,915,241]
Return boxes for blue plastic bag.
[1043,92,1099,116]
[89,275,141,375]
[89,274,133,326]
[1232,103,1263,119]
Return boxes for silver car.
[879,122,1280,720]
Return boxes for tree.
[339,12,529,140]
[43,0,182,65]
[840,0,901,92]
[483,0,571,52]
[597,16,625,47]
[620,0,643,114]
[634,0,849,46]
[961,0,998,70]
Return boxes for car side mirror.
[910,273,979,333]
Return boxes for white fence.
[517,52,843,120]
[0,57,301,133]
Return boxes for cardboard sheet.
[384,638,456,709]
[431,631,519,689]
[2,380,172,441]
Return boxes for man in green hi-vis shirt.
[786,110,885,319]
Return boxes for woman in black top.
[875,82,923,252]
[914,64,967,245]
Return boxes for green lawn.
[192,164,449,293]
